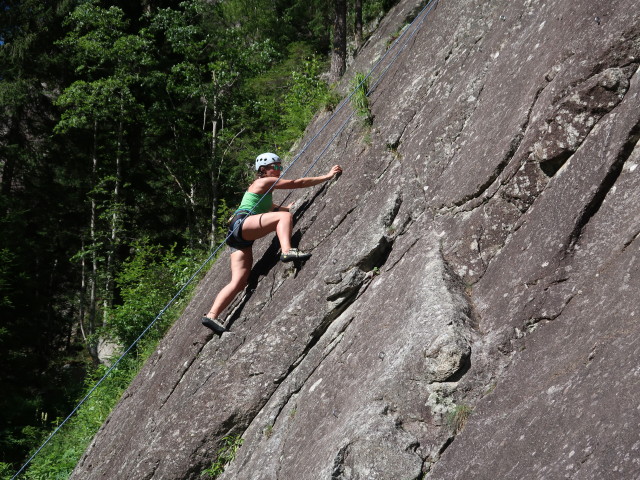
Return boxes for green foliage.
[385,23,409,49]
[447,404,472,434]
[279,0,331,51]
[215,199,235,241]
[17,244,206,479]
[106,240,206,348]
[55,3,152,131]
[228,41,334,166]
[201,434,244,479]
[1,0,392,475]
[350,71,373,125]
[20,360,139,480]
[281,51,331,138]
[0,248,16,308]
[219,0,282,43]
[0,462,11,479]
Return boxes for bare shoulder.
[247,177,276,194]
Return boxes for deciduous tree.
[330,0,347,82]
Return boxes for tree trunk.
[355,0,363,51]
[330,0,348,82]
[103,116,123,327]
[210,115,219,249]
[78,237,87,342]
[0,117,19,216]
[87,120,100,364]
[207,74,221,249]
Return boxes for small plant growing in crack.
[322,87,343,112]
[201,434,243,479]
[463,280,474,296]
[386,140,399,151]
[483,382,497,397]
[350,72,373,126]
[385,24,409,49]
[263,424,274,438]
[447,404,472,434]
[386,139,402,158]
[289,407,297,419]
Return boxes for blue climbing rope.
[11,1,438,478]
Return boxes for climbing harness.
[11,1,439,478]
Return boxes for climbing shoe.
[280,248,312,262]
[201,316,228,334]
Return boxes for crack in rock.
[566,115,640,251]
[534,67,632,176]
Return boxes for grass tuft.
[350,72,373,126]
[447,404,472,434]
[201,435,244,479]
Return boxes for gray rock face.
[71,0,640,479]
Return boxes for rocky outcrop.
[71,0,640,479]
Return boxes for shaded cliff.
[71,0,640,478]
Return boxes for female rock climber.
[202,152,342,333]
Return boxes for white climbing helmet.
[255,152,281,171]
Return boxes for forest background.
[0,0,396,476]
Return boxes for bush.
[12,243,208,479]
[281,53,331,137]
[106,240,206,348]
[17,360,138,480]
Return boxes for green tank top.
[235,191,273,215]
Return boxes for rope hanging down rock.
[11,1,438,477]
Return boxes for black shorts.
[226,213,254,251]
